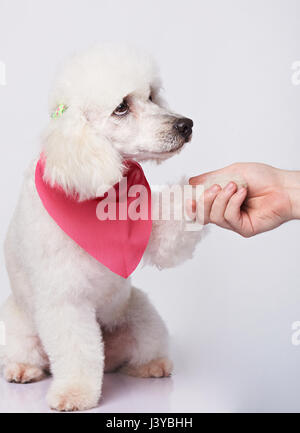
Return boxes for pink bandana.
[35,158,152,278]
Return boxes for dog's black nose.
[173,118,194,140]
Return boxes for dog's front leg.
[144,182,203,269]
[35,301,103,412]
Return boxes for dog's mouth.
[124,140,188,163]
[121,126,193,162]
[155,140,186,156]
[157,132,193,156]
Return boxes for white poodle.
[0,45,202,411]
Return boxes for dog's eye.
[113,100,129,116]
[149,95,153,102]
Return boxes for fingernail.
[238,187,246,195]
[225,182,235,192]
[189,177,198,185]
[209,184,220,193]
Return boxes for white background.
[1,0,300,412]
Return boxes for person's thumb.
[189,170,218,186]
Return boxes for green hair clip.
[51,104,68,119]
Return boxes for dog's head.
[42,45,193,200]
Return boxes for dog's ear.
[41,106,123,201]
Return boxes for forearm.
[282,170,300,220]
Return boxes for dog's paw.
[204,174,247,191]
[121,357,173,378]
[4,362,45,384]
[47,381,100,412]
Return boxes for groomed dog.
[0,45,202,411]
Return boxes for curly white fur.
[0,45,202,412]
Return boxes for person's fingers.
[223,187,248,232]
[197,184,222,224]
[209,182,238,227]
[185,199,197,221]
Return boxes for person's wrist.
[282,170,300,220]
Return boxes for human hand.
[189,163,300,237]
